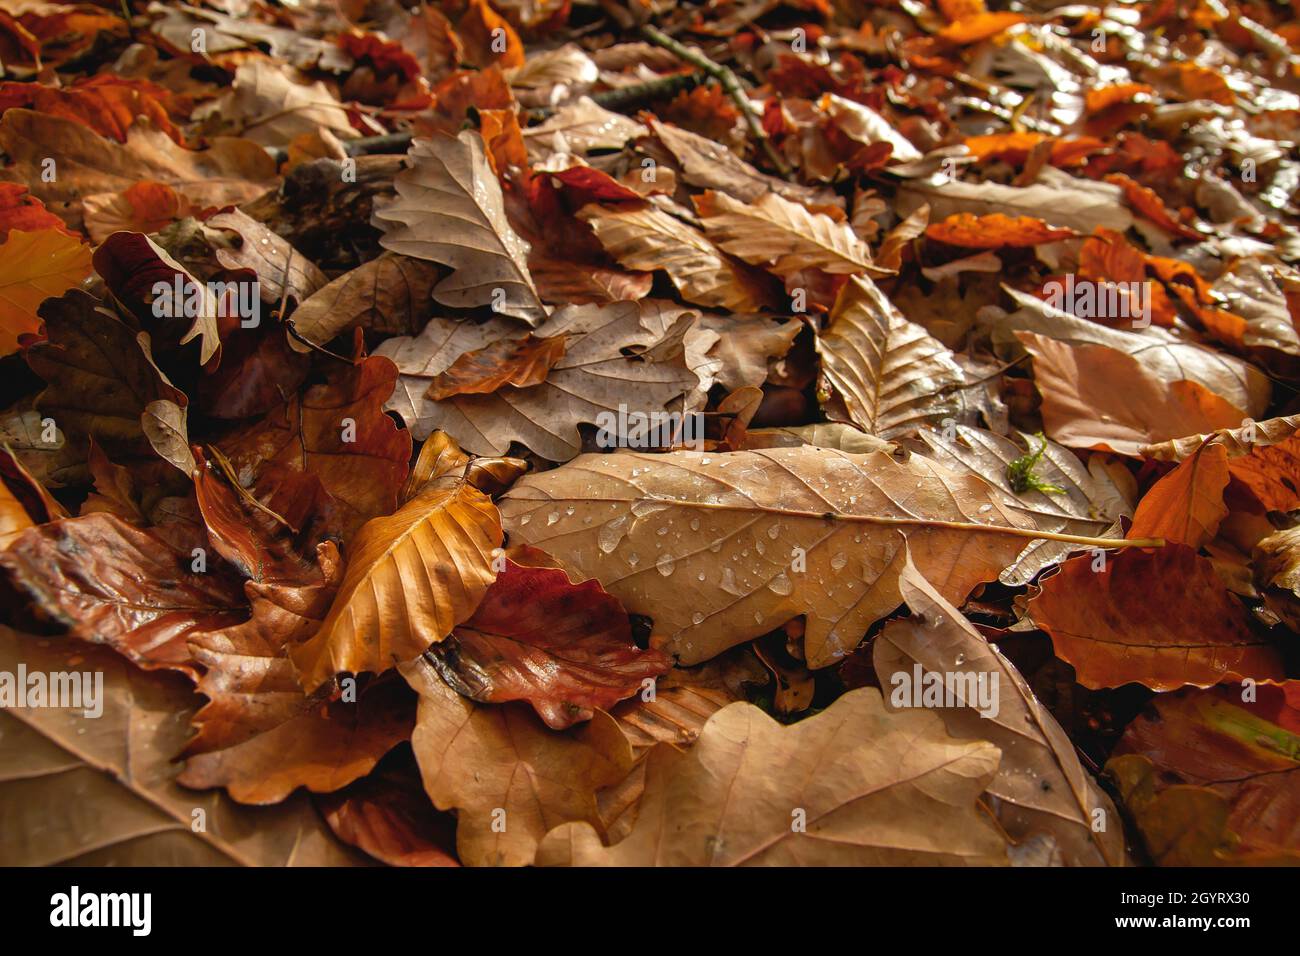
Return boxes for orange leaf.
[82,181,192,244]
[1084,83,1154,114]
[926,213,1077,248]
[936,12,1026,44]
[425,333,568,400]
[0,183,74,242]
[1105,172,1203,240]
[1031,546,1284,691]
[0,77,181,144]
[1228,432,1300,512]
[0,228,92,355]
[1017,331,1245,456]
[456,0,525,70]
[1129,442,1230,547]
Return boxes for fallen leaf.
[500,445,1059,669]
[402,653,631,866]
[427,558,671,730]
[875,554,1127,866]
[818,275,965,438]
[1030,546,1284,691]
[378,301,701,459]
[374,131,547,325]
[289,433,504,693]
[695,189,892,279]
[536,687,1008,865]
[0,228,92,355]
[1128,442,1230,548]
[0,627,365,865]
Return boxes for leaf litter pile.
[1,0,1300,869]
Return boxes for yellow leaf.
[290,434,505,692]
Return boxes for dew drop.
[598,515,629,554]
[656,552,676,576]
[767,571,793,596]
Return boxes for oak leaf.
[374,131,547,325]
[537,687,1008,866]
[499,446,1059,669]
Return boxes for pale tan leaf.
[521,97,646,163]
[0,628,363,865]
[374,131,547,325]
[917,424,1123,585]
[536,687,1008,866]
[818,275,966,439]
[401,655,631,866]
[378,302,702,460]
[647,118,840,209]
[695,190,892,279]
[206,59,359,146]
[579,203,773,312]
[875,556,1128,866]
[499,446,1056,669]
[1140,415,1300,462]
[288,253,441,352]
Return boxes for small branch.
[638,23,792,179]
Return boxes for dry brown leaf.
[207,59,359,146]
[0,627,365,865]
[695,189,892,279]
[425,332,568,400]
[818,275,965,439]
[1030,546,1285,691]
[402,654,632,866]
[1140,415,1300,462]
[374,131,547,325]
[378,301,702,460]
[536,687,1008,866]
[289,433,506,693]
[875,556,1127,866]
[1019,331,1247,456]
[916,424,1126,586]
[997,287,1271,420]
[579,203,775,312]
[0,110,276,231]
[521,97,646,163]
[498,445,1079,669]
[287,252,441,352]
[646,118,839,209]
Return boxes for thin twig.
[638,23,792,180]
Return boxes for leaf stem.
[591,497,1163,549]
